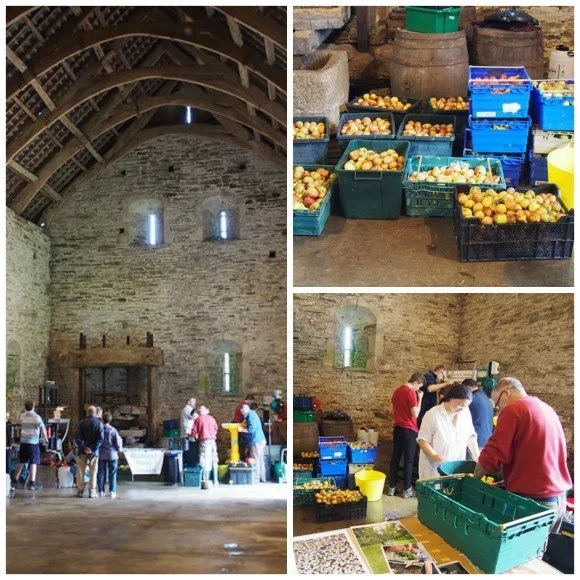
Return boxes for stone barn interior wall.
[6,209,51,418]
[47,135,286,455]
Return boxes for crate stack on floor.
[293,394,320,481]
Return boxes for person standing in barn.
[462,378,494,452]
[474,378,572,535]
[239,404,266,483]
[418,365,453,426]
[233,394,255,423]
[191,406,219,488]
[75,406,104,498]
[180,397,197,440]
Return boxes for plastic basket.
[229,465,256,485]
[396,114,455,157]
[293,117,330,164]
[335,139,410,219]
[354,469,387,502]
[313,486,368,523]
[333,474,348,489]
[294,410,316,423]
[183,466,203,489]
[337,112,396,153]
[319,459,348,477]
[163,419,178,431]
[417,475,556,574]
[405,6,462,33]
[348,463,375,475]
[531,81,574,131]
[293,477,337,507]
[426,100,469,155]
[347,443,378,464]
[529,151,549,184]
[162,429,180,439]
[468,116,531,154]
[293,394,314,412]
[469,66,532,119]
[293,165,337,236]
[318,436,347,460]
[532,127,574,155]
[347,93,422,127]
[453,183,574,262]
[437,460,502,481]
[403,155,506,218]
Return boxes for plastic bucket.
[354,469,386,501]
[548,143,574,209]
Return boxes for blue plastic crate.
[396,113,455,157]
[293,117,330,164]
[333,474,348,489]
[183,466,203,489]
[293,394,314,412]
[468,116,531,154]
[469,66,532,119]
[347,444,378,464]
[163,419,178,431]
[529,151,549,184]
[337,112,396,153]
[319,459,348,477]
[292,164,337,236]
[531,82,574,131]
[318,436,347,460]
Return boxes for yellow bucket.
[548,142,574,209]
[354,468,386,502]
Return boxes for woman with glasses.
[417,384,480,480]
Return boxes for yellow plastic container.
[354,468,386,502]
[548,142,574,209]
[218,464,229,481]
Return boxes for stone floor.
[294,215,574,287]
[7,481,287,574]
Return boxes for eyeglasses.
[492,390,506,411]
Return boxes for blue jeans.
[97,459,118,493]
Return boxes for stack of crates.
[529,80,574,185]
[347,440,378,476]
[162,419,179,439]
[468,66,532,186]
[318,436,348,488]
[293,394,315,423]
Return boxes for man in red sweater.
[388,373,425,499]
[192,406,219,488]
[233,394,255,424]
[474,377,572,534]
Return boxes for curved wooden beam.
[7,19,286,101]
[7,65,286,163]
[10,91,286,215]
[41,124,283,226]
[212,7,286,50]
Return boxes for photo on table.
[292,5,574,287]
[292,292,573,574]
[6,5,288,575]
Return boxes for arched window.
[127,198,164,247]
[335,305,377,371]
[6,340,22,395]
[208,340,242,394]
[202,196,239,241]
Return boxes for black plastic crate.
[294,394,314,412]
[313,487,368,523]
[454,184,574,262]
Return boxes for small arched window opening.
[6,340,22,395]
[202,196,240,241]
[208,340,242,394]
[127,198,164,248]
[335,305,377,371]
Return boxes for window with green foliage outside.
[208,340,242,394]
[335,305,377,371]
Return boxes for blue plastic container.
[333,474,348,489]
[337,112,396,153]
[396,113,455,157]
[469,66,532,119]
[293,117,330,164]
[531,82,574,131]
[163,419,178,431]
[293,164,337,236]
[183,466,203,488]
[319,459,348,477]
[468,116,531,154]
[347,444,378,464]
[529,151,549,184]
[318,436,348,460]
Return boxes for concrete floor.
[7,482,287,574]
[294,215,574,287]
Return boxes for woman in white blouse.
[417,384,480,480]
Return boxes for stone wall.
[293,294,462,438]
[6,209,51,418]
[47,135,286,454]
[459,293,574,472]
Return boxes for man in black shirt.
[418,365,453,426]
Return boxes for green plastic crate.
[406,7,462,34]
[162,429,180,438]
[293,410,316,423]
[403,155,506,218]
[417,475,555,574]
[183,466,203,489]
[293,477,337,507]
[335,139,410,220]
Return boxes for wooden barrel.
[293,422,319,454]
[321,418,355,441]
[472,27,544,79]
[391,29,469,99]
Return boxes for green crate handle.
[353,171,383,181]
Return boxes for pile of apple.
[535,80,574,105]
[401,121,454,138]
[293,479,335,491]
[354,93,412,111]
[473,72,524,84]
[300,451,319,459]
[341,116,392,136]
[315,489,364,506]
[293,463,313,471]
[429,97,468,111]
[293,166,335,212]
[349,442,376,450]
[294,120,326,140]
[407,161,501,185]
[343,147,405,172]
[457,186,567,224]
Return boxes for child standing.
[97,412,123,498]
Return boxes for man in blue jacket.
[463,379,494,451]
[239,404,266,484]
[75,406,104,498]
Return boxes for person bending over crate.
[474,378,572,537]
[191,406,219,488]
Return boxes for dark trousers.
[389,426,418,491]
[97,459,118,493]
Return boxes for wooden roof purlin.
[5,6,288,224]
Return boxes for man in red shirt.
[192,406,219,488]
[388,373,425,499]
[475,377,572,534]
[233,394,255,423]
